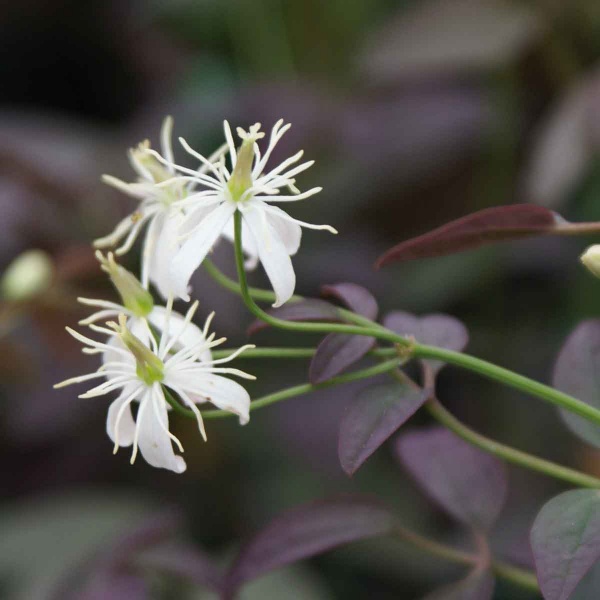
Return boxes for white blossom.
[80,252,213,364]
[94,117,225,299]
[145,120,337,307]
[55,304,254,473]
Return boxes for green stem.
[202,358,402,420]
[426,396,600,489]
[212,347,315,360]
[204,258,284,304]
[162,386,196,419]
[388,366,600,489]
[231,211,399,341]
[163,358,402,421]
[415,344,600,427]
[393,525,475,566]
[215,214,600,430]
[492,560,540,592]
[393,525,539,593]
[211,346,396,360]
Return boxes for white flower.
[55,306,254,473]
[81,251,213,363]
[145,120,337,307]
[95,117,226,299]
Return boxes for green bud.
[1,249,54,302]
[112,314,164,384]
[96,251,153,317]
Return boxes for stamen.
[161,300,199,358]
[168,384,207,441]
[160,116,175,167]
[206,343,255,365]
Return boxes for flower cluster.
[56,118,334,472]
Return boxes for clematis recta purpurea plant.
[53,117,600,597]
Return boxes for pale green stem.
[163,358,402,421]
[414,344,600,427]
[230,210,600,428]
[426,396,600,489]
[393,524,540,593]
[211,346,396,360]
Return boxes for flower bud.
[96,251,153,317]
[111,314,164,384]
[1,249,54,302]
[581,245,600,279]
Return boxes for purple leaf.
[248,299,340,334]
[321,283,378,320]
[571,561,600,599]
[531,489,600,600]
[309,333,375,384]
[225,496,395,595]
[396,427,508,530]
[423,569,495,600]
[383,312,468,375]
[309,283,379,382]
[552,320,600,447]
[375,204,562,268]
[338,381,429,476]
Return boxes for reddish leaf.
[383,312,468,376]
[396,427,507,530]
[224,496,395,596]
[552,320,600,447]
[423,569,495,600]
[321,283,379,320]
[531,489,600,600]
[248,299,340,334]
[309,334,375,384]
[338,381,429,476]
[376,204,561,268]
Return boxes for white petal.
[106,384,140,447]
[149,306,212,363]
[170,202,236,300]
[148,208,185,299]
[263,204,302,256]
[242,206,296,307]
[137,388,186,473]
[164,371,250,425]
[141,211,164,289]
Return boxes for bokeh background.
[2,0,600,598]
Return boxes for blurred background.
[2,0,600,598]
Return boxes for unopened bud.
[581,245,600,279]
[96,251,153,317]
[1,249,54,302]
